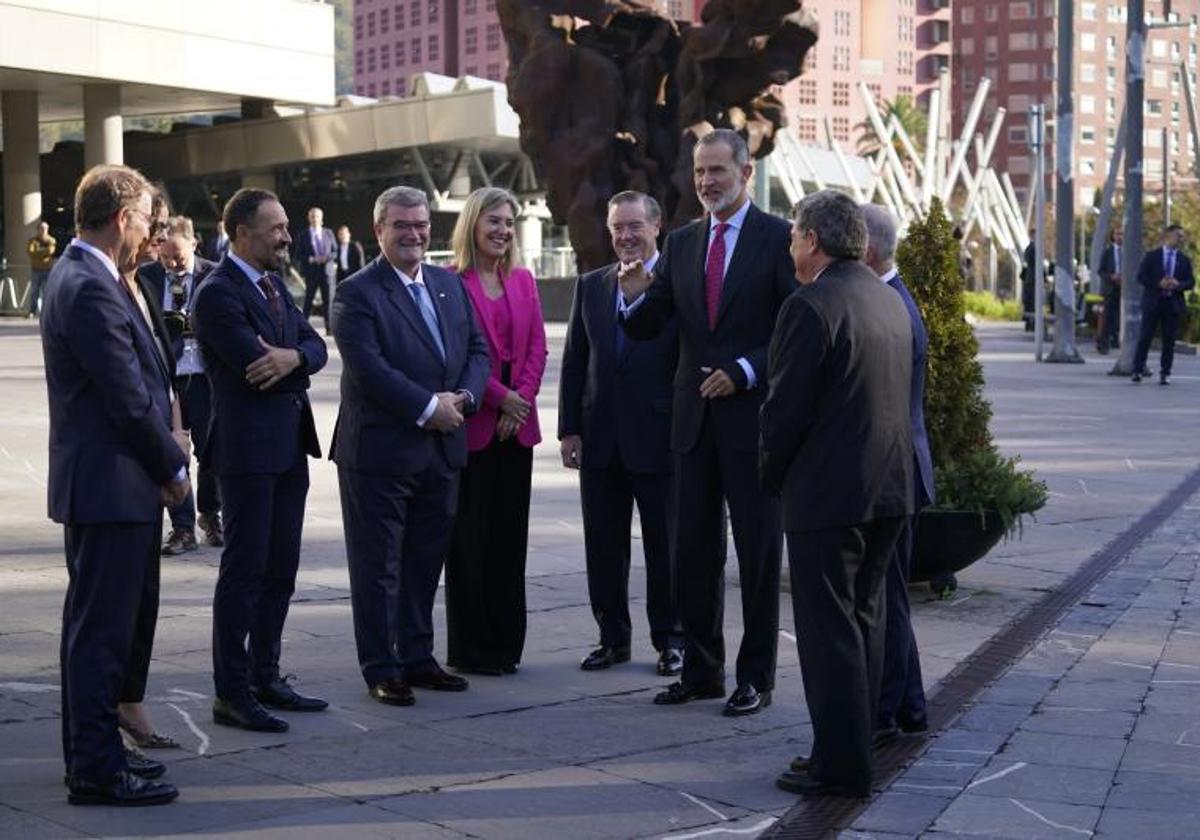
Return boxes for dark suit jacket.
[1137,246,1195,315]
[293,227,338,282]
[329,257,491,474]
[335,240,366,284]
[887,274,935,508]
[559,262,679,474]
[191,256,328,476]
[40,243,186,524]
[1098,243,1122,293]
[137,257,217,364]
[760,259,914,532]
[622,202,795,454]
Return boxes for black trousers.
[61,521,160,781]
[580,456,681,652]
[1100,286,1121,346]
[302,271,331,330]
[788,517,905,791]
[212,457,309,699]
[167,373,219,530]
[339,455,458,686]
[1133,302,1180,376]
[877,515,926,730]
[676,413,782,691]
[445,438,533,670]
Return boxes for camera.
[163,273,193,341]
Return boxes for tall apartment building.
[352,0,507,98]
[952,0,1199,206]
[353,0,940,157]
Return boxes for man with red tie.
[619,129,795,716]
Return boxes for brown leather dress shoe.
[407,664,468,692]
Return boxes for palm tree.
[855,95,929,159]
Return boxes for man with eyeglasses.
[330,185,489,707]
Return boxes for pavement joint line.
[678,791,729,821]
[1008,798,1095,837]
[656,816,779,840]
[766,462,1200,839]
[964,761,1027,790]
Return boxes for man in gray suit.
[331,186,490,707]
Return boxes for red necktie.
[705,222,728,330]
[257,275,285,334]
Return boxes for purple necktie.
[257,275,285,334]
[705,222,728,330]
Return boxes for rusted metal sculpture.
[497,0,818,271]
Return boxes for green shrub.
[962,291,1022,321]
[896,198,1047,535]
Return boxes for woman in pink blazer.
[445,187,547,675]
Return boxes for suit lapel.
[687,219,710,328]
[381,260,446,365]
[223,258,282,342]
[714,203,760,329]
[424,267,454,360]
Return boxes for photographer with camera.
[137,216,220,554]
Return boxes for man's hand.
[560,434,582,469]
[497,412,522,441]
[501,389,531,423]
[160,476,190,507]
[618,260,653,302]
[246,337,302,390]
[1112,273,1122,285]
[172,428,192,462]
[426,391,465,432]
[699,367,736,399]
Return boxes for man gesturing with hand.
[330,186,489,707]
[192,188,329,733]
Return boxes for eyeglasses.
[390,221,431,234]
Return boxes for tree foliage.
[856,95,928,158]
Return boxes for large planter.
[911,509,1007,583]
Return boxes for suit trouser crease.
[168,374,220,530]
[579,455,681,652]
[788,517,904,789]
[61,521,160,780]
[302,272,332,329]
[446,438,533,669]
[676,412,782,691]
[1101,286,1121,344]
[1134,304,1179,375]
[877,515,927,729]
[339,458,457,685]
[212,458,308,698]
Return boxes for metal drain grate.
[765,464,1200,839]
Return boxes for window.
[832,81,850,107]
[833,45,851,71]
[1081,2,1096,19]
[395,3,404,29]
[1147,99,1163,115]
[367,11,376,37]
[1080,63,1095,82]
[486,63,500,79]
[1009,1,1031,18]
[1008,62,1037,82]
[1106,65,1117,91]
[1081,125,1096,144]
[465,0,477,13]
[367,46,377,72]
[1153,39,1167,58]
[985,4,998,21]
[380,8,390,33]
[797,117,819,143]
[465,26,478,54]
[486,23,501,51]
[381,79,391,96]
[1008,155,1031,175]
[429,34,439,61]
[960,6,974,23]
[411,2,420,26]
[1008,125,1028,143]
[1079,95,1095,114]
[960,37,975,55]
[396,42,406,64]
[1173,101,1182,122]
[354,14,363,40]
[355,50,363,74]
[832,116,850,141]
[381,45,390,69]
[797,79,817,105]
[1008,94,1030,111]
[1151,68,1168,88]
[412,37,421,63]
[486,0,496,10]
[428,0,438,23]
[1107,97,1116,117]
[1080,33,1095,52]
[368,82,377,97]
[1009,32,1036,50]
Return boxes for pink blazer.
[460,266,548,452]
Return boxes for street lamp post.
[1029,104,1047,361]
[1114,0,1147,376]
[1047,0,1082,362]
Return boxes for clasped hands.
[496,389,531,441]
[1159,275,1180,291]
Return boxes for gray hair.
[607,190,662,224]
[860,203,898,262]
[373,185,429,225]
[792,190,866,260]
[695,129,750,167]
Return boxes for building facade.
[952,0,1199,204]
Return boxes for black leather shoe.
[653,680,725,705]
[67,770,178,806]
[1132,371,1143,383]
[580,646,631,671]
[124,747,165,780]
[722,684,771,716]
[1160,373,1171,386]
[453,663,505,676]
[253,675,328,712]
[368,677,415,706]
[897,712,928,734]
[407,664,469,692]
[656,648,683,677]
[775,769,869,798]
[212,695,289,732]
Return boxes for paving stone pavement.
[1,317,1199,839]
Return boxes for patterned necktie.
[705,222,729,330]
[257,275,285,334]
[409,281,446,360]
[1164,250,1175,297]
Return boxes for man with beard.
[41,164,189,805]
[619,129,795,716]
[192,188,329,732]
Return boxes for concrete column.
[517,212,542,255]
[83,83,123,167]
[2,90,42,294]
[241,170,277,191]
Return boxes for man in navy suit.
[559,191,684,677]
[41,164,188,806]
[192,188,329,732]
[862,203,933,739]
[619,129,795,716]
[138,216,220,554]
[293,206,337,334]
[331,186,490,707]
[1133,224,1195,385]
[1096,229,1123,354]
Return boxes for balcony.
[930,20,951,44]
